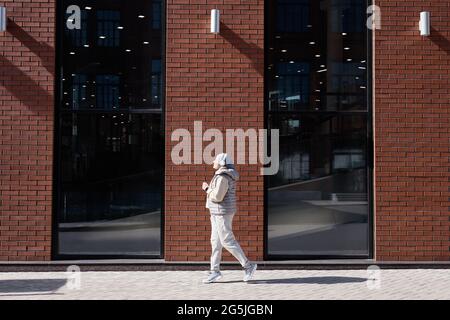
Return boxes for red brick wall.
[165,1,264,261]
[374,0,450,260]
[0,0,54,261]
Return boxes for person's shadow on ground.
[0,279,67,297]
[217,276,367,284]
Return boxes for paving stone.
[0,269,449,300]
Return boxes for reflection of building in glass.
[62,2,162,111]
[56,1,164,257]
[97,10,121,47]
[276,0,309,32]
[329,0,365,33]
[96,75,120,109]
[151,59,162,106]
[271,62,310,111]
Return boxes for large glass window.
[266,0,371,257]
[56,1,163,257]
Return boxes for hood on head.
[215,165,239,181]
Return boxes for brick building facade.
[0,0,449,262]
[0,0,54,261]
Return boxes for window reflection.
[269,62,310,110]
[96,75,120,109]
[276,0,309,32]
[62,1,162,111]
[58,1,163,256]
[152,0,162,29]
[267,0,370,257]
[97,10,121,47]
[58,113,162,256]
[267,0,368,112]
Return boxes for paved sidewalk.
[0,269,449,300]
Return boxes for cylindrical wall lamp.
[211,9,220,34]
[419,11,430,36]
[0,7,6,32]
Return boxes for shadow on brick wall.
[7,18,55,75]
[430,27,450,56]
[0,55,53,109]
[220,23,264,76]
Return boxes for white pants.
[210,214,251,272]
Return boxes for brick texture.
[0,0,54,261]
[374,0,450,260]
[165,0,264,261]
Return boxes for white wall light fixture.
[0,7,7,32]
[211,9,220,34]
[419,11,430,36]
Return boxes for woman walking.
[201,153,257,284]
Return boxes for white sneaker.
[203,271,222,284]
[243,263,257,282]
